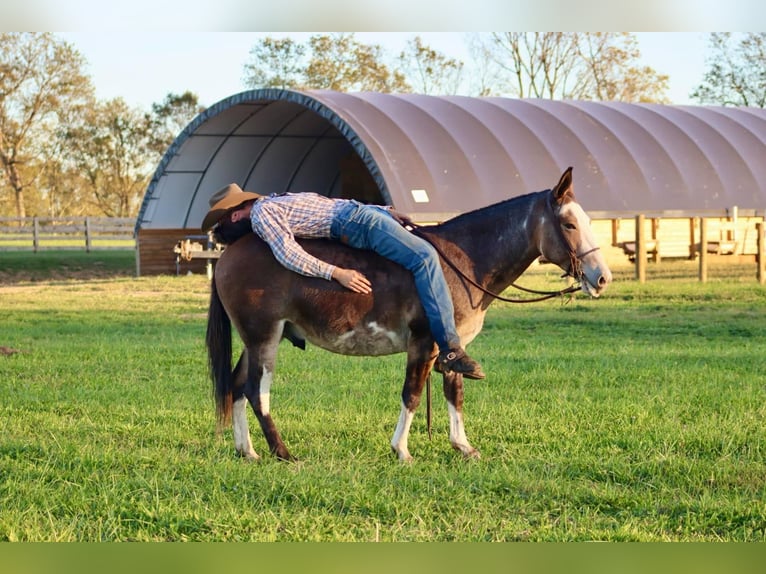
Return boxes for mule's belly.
[297,321,408,356]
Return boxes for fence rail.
[0,216,135,252]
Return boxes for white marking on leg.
[448,403,478,458]
[390,403,415,462]
[259,367,273,415]
[232,397,258,460]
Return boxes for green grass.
[1,254,765,541]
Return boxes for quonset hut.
[135,89,766,275]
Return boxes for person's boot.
[437,348,485,380]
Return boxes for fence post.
[699,217,708,283]
[635,214,646,283]
[757,221,765,285]
[33,217,40,252]
[85,217,92,253]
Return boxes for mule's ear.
[553,167,574,202]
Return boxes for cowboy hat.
[201,183,264,231]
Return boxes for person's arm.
[254,208,371,293]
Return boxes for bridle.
[545,192,602,292]
[411,191,600,304]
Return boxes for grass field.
[1,251,765,541]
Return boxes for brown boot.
[437,348,486,380]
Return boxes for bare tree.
[692,33,766,107]
[0,33,94,217]
[475,32,669,103]
[466,34,502,97]
[577,33,669,103]
[488,33,581,99]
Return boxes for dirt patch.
[0,267,133,285]
[1,346,26,356]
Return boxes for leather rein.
[409,192,600,304]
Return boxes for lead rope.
[426,372,432,440]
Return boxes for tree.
[692,33,766,107]
[242,37,306,90]
[63,98,153,217]
[397,36,464,95]
[243,33,410,93]
[146,91,205,157]
[303,34,409,92]
[0,32,94,218]
[474,32,669,103]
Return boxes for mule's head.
[539,167,612,297]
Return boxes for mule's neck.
[430,190,548,295]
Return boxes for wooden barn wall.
[137,228,211,276]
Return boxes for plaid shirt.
[249,192,348,280]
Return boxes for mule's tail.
[206,278,233,428]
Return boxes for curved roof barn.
[136,89,766,233]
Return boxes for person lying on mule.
[201,183,485,380]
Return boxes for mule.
[206,167,612,462]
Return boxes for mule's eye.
[563,222,576,230]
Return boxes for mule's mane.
[424,188,551,236]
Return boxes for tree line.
[1,32,763,219]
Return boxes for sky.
[4,1,764,111]
[55,32,711,110]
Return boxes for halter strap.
[546,193,601,290]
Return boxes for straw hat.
[201,183,264,231]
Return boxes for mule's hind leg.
[231,350,259,460]
[443,371,480,459]
[244,332,294,461]
[390,338,434,462]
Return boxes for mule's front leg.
[391,404,416,462]
[443,371,480,459]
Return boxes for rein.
[408,192,596,304]
[412,225,580,303]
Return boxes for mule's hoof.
[275,450,297,462]
[463,448,481,460]
[451,442,480,460]
[391,446,413,463]
[237,449,260,462]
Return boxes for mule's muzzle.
[582,267,612,297]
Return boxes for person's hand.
[388,209,416,229]
[332,267,372,294]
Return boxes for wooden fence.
[598,211,766,285]
[0,217,135,252]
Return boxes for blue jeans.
[331,201,461,351]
